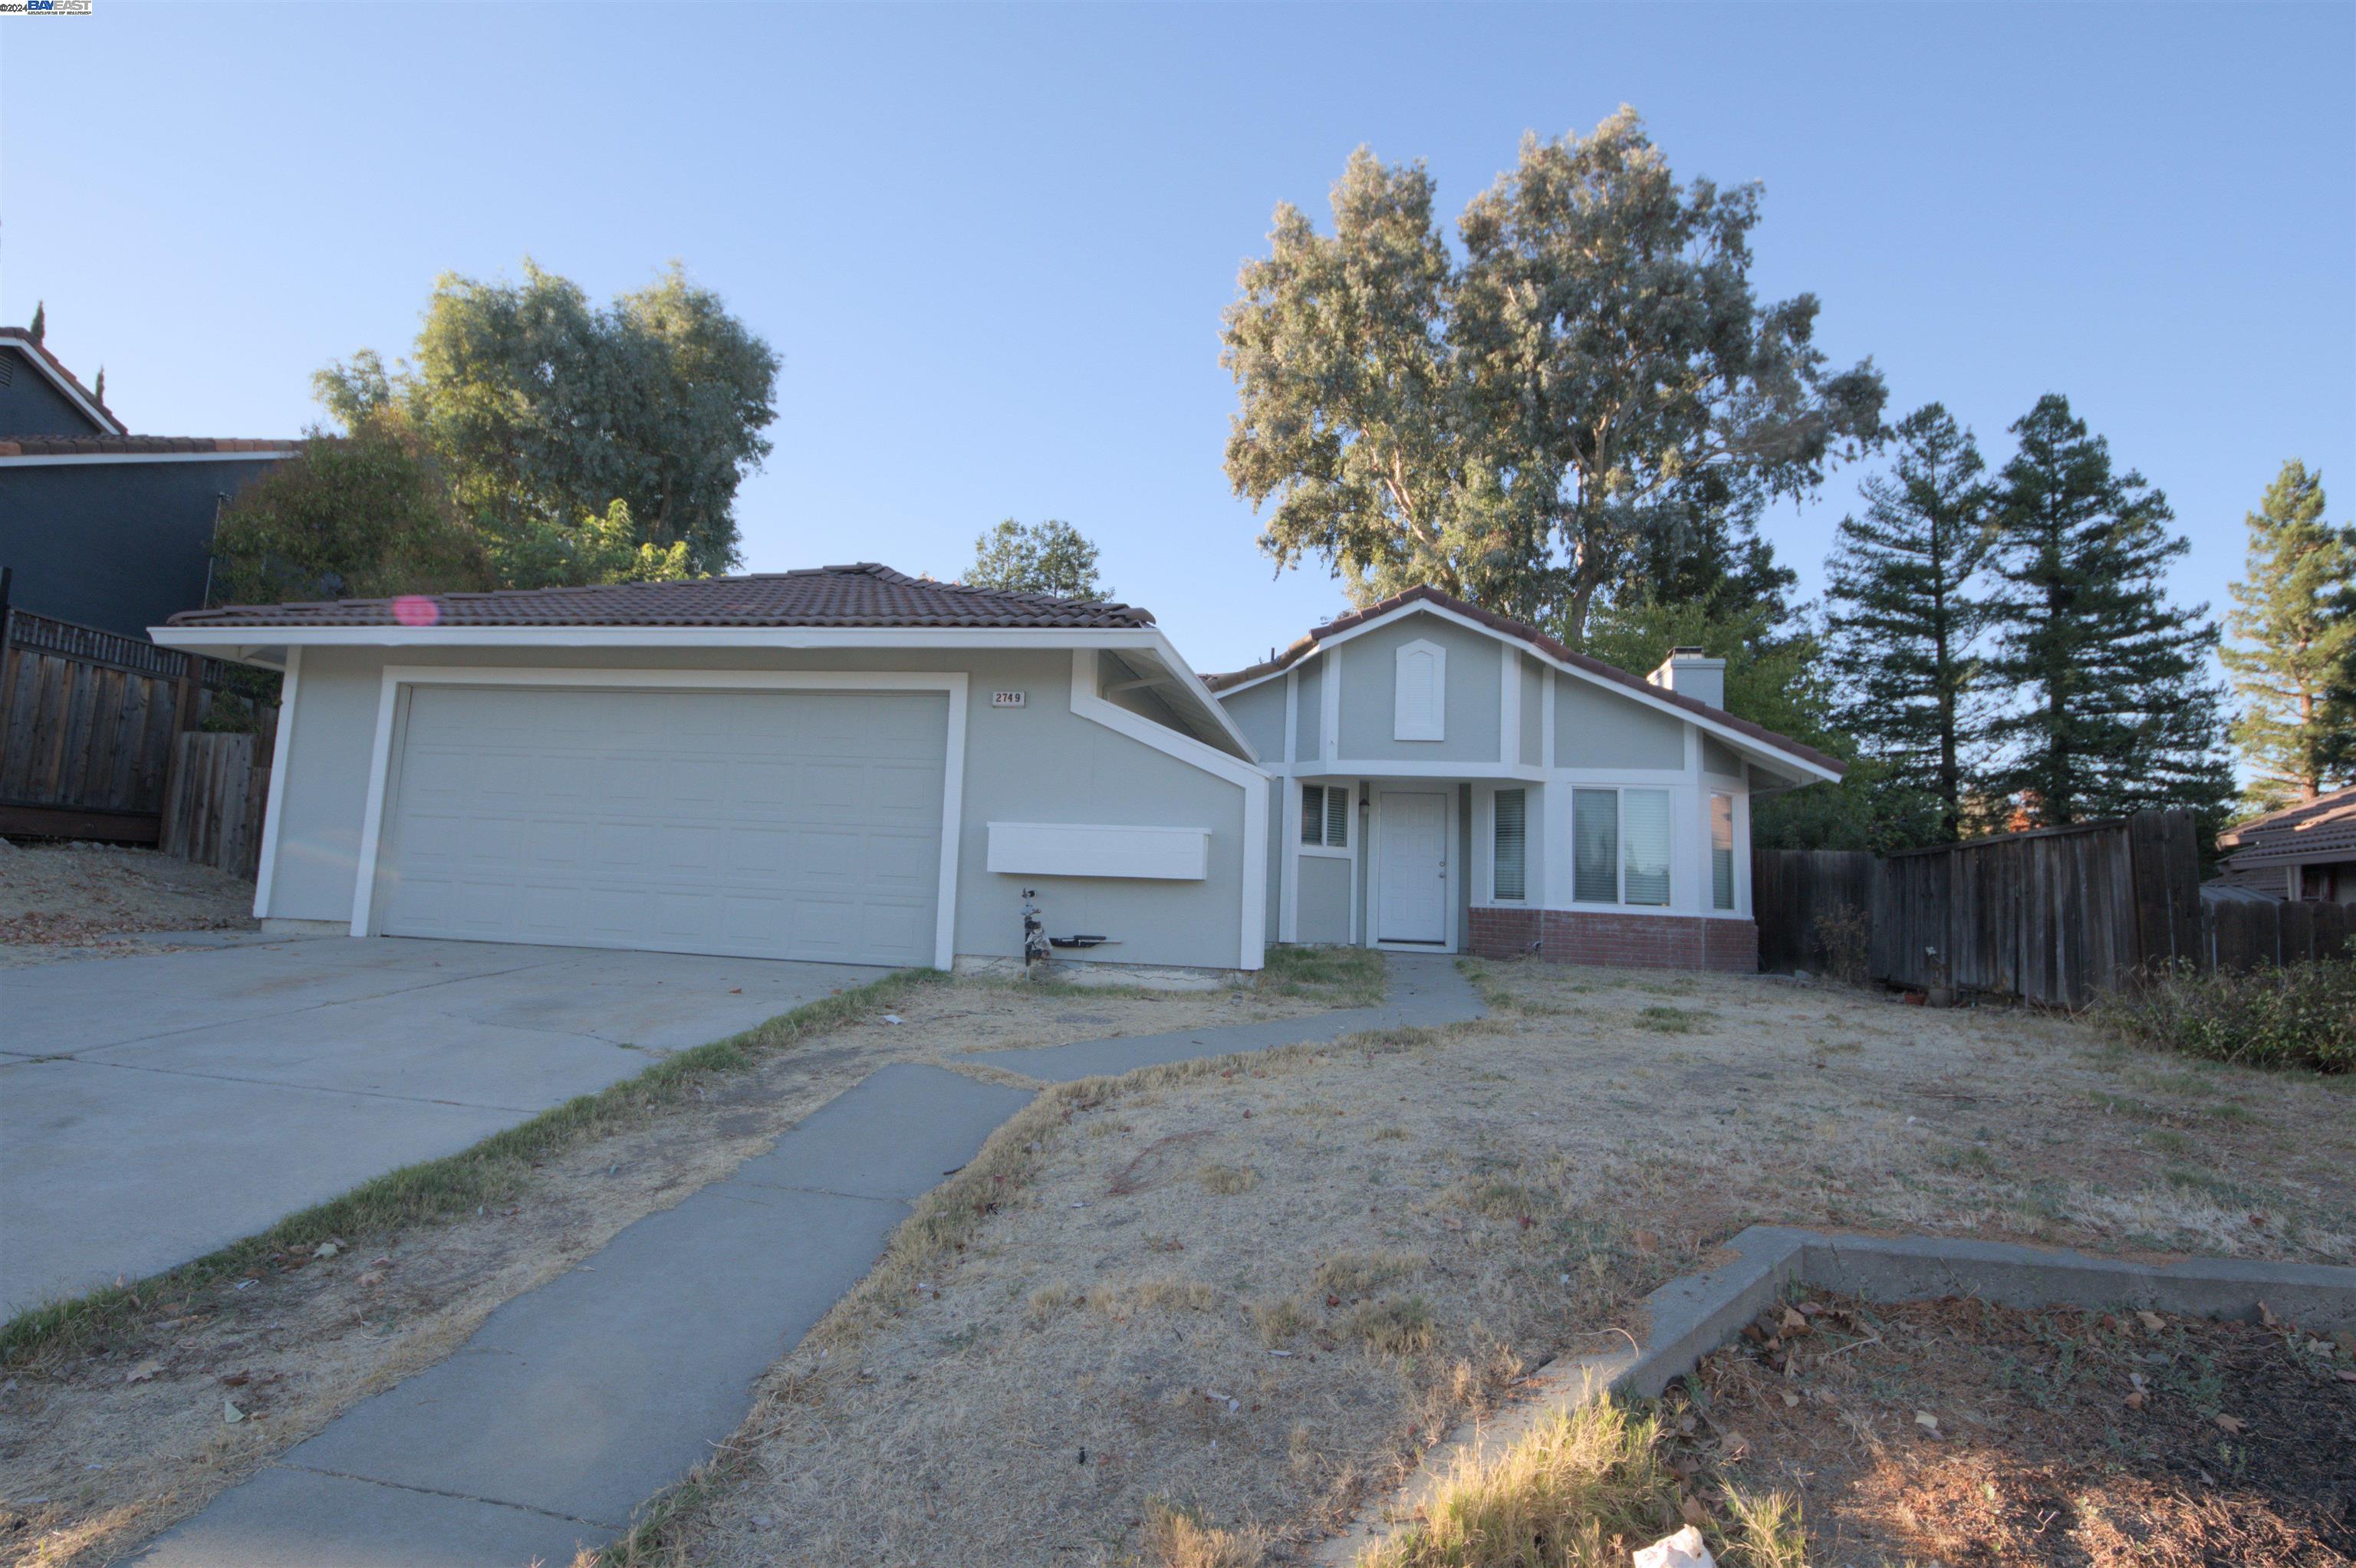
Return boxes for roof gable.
[0,329,126,436]
[1206,585,1843,780]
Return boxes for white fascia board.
[151,623,1173,653]
[1,449,295,467]
[1298,600,1843,785]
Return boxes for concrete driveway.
[0,938,889,1319]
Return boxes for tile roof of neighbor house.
[0,435,299,457]
[2216,786,2356,870]
[164,563,1159,632]
[1203,582,1846,777]
[0,326,128,436]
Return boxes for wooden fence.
[1750,809,2324,1007]
[160,731,273,879]
[0,605,274,850]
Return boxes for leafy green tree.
[2220,460,2355,809]
[26,301,43,346]
[1824,405,1995,842]
[1222,109,1884,641]
[316,260,778,577]
[210,415,495,606]
[965,519,1111,599]
[1983,395,2234,830]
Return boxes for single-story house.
[1206,586,1841,971]
[1,325,297,639]
[2211,788,2356,904]
[153,567,1840,978]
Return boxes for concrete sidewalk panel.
[732,1063,1035,1201]
[130,1464,606,1568]
[284,1183,907,1527]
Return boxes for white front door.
[1377,790,1449,945]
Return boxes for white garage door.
[376,685,948,966]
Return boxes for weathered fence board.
[160,731,271,879]
[1749,809,2329,1006]
[0,609,274,849]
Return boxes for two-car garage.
[371,684,949,968]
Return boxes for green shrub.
[2094,954,2355,1073]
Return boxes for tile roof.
[0,326,127,436]
[0,435,298,457]
[165,563,1158,632]
[2216,787,2356,870]
[1203,582,1844,777]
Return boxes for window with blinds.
[1622,789,1671,906]
[1710,792,1736,910]
[1572,788,1618,902]
[1301,784,1349,849]
[1492,789,1526,901]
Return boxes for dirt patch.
[0,842,256,965]
[632,959,2356,1568]
[0,973,1344,1566]
[1666,1291,2356,1565]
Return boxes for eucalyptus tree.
[1221,108,1884,641]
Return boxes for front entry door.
[1377,790,1448,945]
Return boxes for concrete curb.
[1315,1227,2356,1565]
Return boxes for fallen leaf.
[313,1242,338,1260]
[2136,1310,2166,1333]
[123,1359,161,1385]
[1781,1306,1809,1334]
[2215,1414,2245,1435]
[357,1271,384,1287]
[1631,1230,1660,1253]
[2124,1391,2146,1410]
[1795,1301,1823,1317]
[219,1372,251,1387]
[222,1399,245,1424]
[1915,1411,1940,1432]
[2334,1369,2356,1384]
[1781,1391,1800,1408]
[2257,1300,2279,1329]
[1680,1493,1707,1525]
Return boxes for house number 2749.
[991,691,1026,708]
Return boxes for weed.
[1251,1297,1313,1346]
[1313,1251,1428,1296]
[1143,1497,1265,1568]
[1633,1005,1709,1035]
[2093,953,2355,1073]
[1199,1162,1259,1195]
[1347,1295,1436,1356]
[1259,943,1387,1007]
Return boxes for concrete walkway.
[2,938,887,1317]
[133,955,1482,1566]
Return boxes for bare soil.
[631,958,2356,1568]
[0,842,256,966]
[1667,1290,2356,1565]
[0,975,1337,1566]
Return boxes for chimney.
[1647,646,1726,710]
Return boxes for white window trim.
[1568,784,1676,911]
[1393,638,1446,741]
[349,665,972,969]
[1298,783,1352,858]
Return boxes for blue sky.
[6,2,2350,676]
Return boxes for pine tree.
[1825,404,1994,843]
[92,366,106,407]
[27,301,44,346]
[1983,395,2235,830]
[2221,461,2355,809]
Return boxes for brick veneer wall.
[1466,906,1757,973]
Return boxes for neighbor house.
[1206,586,1841,971]
[153,567,1838,978]
[0,325,295,638]
[2211,787,2356,904]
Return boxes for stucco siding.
[1334,614,1502,764]
[1554,673,1686,771]
[1219,679,1287,765]
[1296,853,1352,944]
[1702,735,1742,777]
[261,644,1255,971]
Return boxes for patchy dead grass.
[612,960,2354,1568]
[0,842,255,965]
[0,973,1348,1568]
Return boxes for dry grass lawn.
[0,841,256,965]
[0,974,1342,1566]
[620,957,2354,1568]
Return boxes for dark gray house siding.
[0,344,111,438]
[0,459,285,636]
